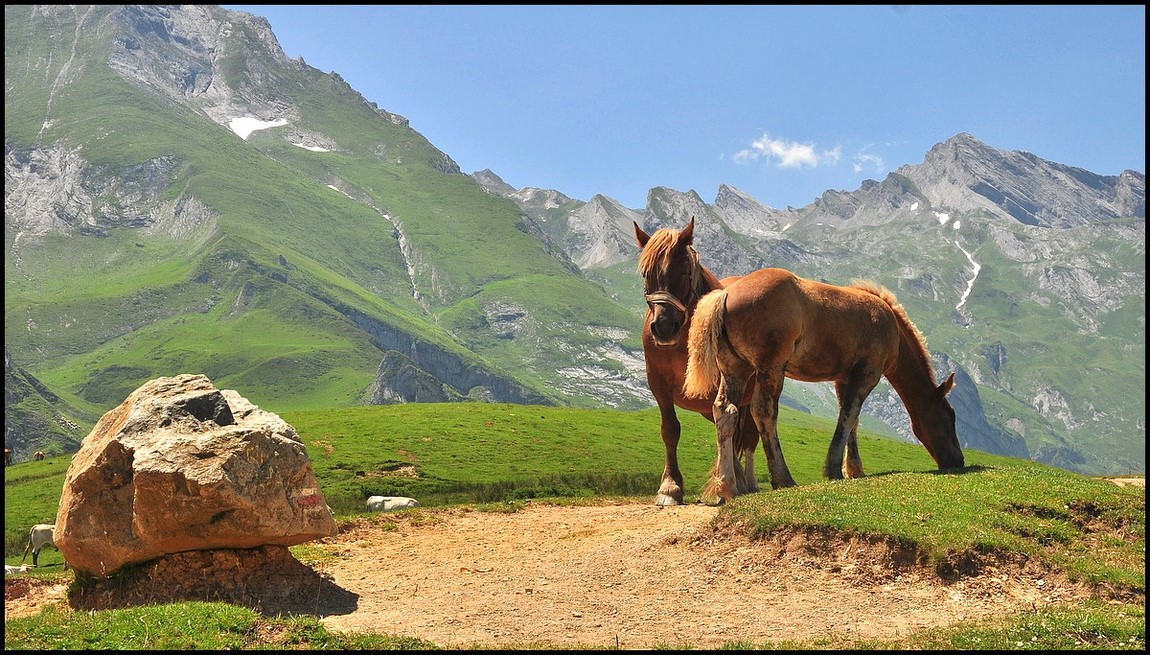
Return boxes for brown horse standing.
[635,217,762,505]
[684,267,964,502]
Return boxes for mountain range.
[4,4,1144,476]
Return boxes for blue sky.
[226,5,1145,211]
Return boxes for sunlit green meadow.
[5,402,1144,649]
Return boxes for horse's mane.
[638,228,719,300]
[851,279,935,377]
[637,228,684,278]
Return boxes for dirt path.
[313,501,1092,649]
[9,488,1136,649]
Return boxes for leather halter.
[644,290,688,313]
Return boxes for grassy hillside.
[4,4,656,462]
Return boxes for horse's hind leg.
[734,407,760,494]
[707,373,749,504]
[751,368,796,489]
[844,426,864,479]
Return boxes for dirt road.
[314,501,1093,649]
[8,490,1136,649]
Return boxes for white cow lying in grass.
[365,496,420,512]
[21,523,64,568]
[5,564,34,575]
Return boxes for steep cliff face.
[347,309,553,406]
[106,5,307,131]
[5,144,218,248]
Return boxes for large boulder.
[54,374,336,576]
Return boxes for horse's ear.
[937,372,956,396]
[681,216,695,244]
[634,221,650,248]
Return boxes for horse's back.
[720,268,807,329]
[720,268,901,381]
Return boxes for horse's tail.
[701,458,724,504]
[683,288,728,399]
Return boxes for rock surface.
[54,374,335,576]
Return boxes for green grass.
[2,602,437,650]
[4,402,1143,649]
[721,464,1144,588]
[282,402,967,513]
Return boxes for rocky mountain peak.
[901,132,1144,227]
[472,169,517,196]
[1114,169,1146,217]
[713,184,794,237]
[108,6,291,120]
[564,195,643,268]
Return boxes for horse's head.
[912,372,965,470]
[634,216,701,348]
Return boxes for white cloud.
[852,151,885,175]
[734,133,838,169]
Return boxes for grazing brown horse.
[684,267,964,502]
[635,217,763,505]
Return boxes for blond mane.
[851,279,934,377]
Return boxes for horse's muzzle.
[649,312,683,346]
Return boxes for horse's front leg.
[826,377,879,479]
[824,424,868,480]
[655,403,686,506]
